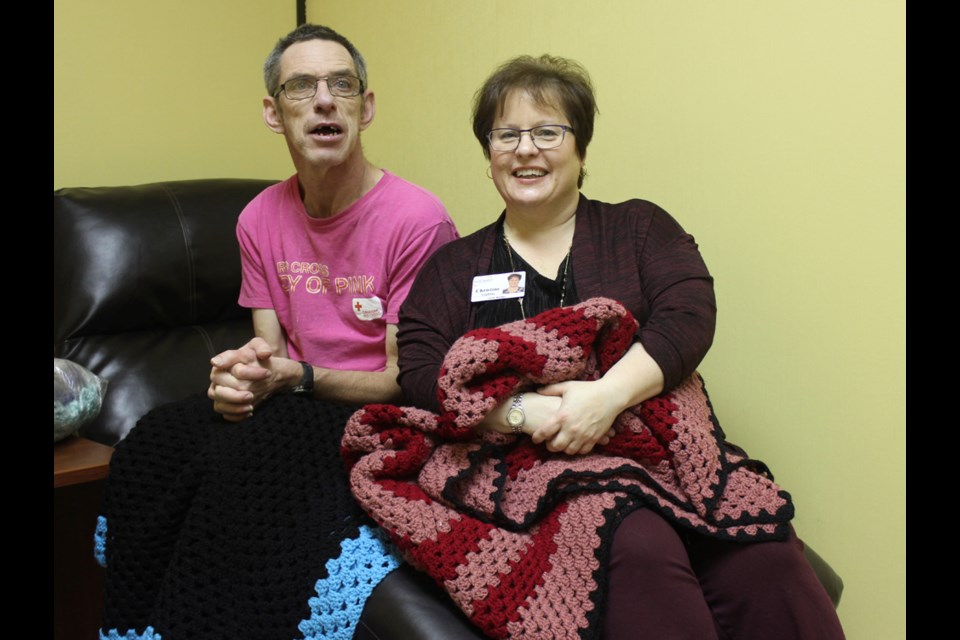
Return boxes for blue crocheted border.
[297,525,402,640]
[94,515,107,567]
[99,626,161,640]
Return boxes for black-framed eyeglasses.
[486,125,574,152]
[275,75,364,100]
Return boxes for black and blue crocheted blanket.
[95,392,401,640]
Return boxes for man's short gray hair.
[263,24,368,97]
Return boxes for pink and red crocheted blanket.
[342,297,793,640]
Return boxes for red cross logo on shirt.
[355,301,363,312]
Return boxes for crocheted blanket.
[96,393,400,640]
[343,297,794,640]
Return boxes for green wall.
[55,1,906,637]
[54,0,296,187]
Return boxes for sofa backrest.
[54,179,277,446]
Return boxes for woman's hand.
[535,342,667,455]
[480,343,664,455]
[535,380,619,455]
[533,342,663,455]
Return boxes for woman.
[392,55,845,639]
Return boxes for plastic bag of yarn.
[54,358,108,443]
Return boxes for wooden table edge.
[54,437,115,488]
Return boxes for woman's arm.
[631,205,716,391]
[531,202,714,454]
[397,246,477,411]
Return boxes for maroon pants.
[603,509,845,639]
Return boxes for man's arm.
[209,309,402,420]
[251,307,289,357]
[312,323,402,404]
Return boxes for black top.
[472,222,580,329]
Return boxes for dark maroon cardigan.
[397,195,717,412]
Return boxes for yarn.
[298,525,401,640]
[344,297,794,640]
[100,627,160,640]
[94,515,107,567]
[54,357,107,442]
[97,392,394,640]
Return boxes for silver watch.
[506,394,525,434]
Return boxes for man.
[99,24,459,640]
[208,24,457,417]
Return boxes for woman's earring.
[486,167,493,180]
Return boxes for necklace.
[502,227,572,321]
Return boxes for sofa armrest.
[803,543,844,608]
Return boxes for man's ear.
[359,90,376,131]
[263,96,285,134]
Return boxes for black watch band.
[291,360,314,395]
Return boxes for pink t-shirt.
[237,171,458,372]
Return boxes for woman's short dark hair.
[472,54,597,169]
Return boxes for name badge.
[471,271,527,302]
[352,296,384,321]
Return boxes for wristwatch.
[291,360,314,395]
[506,394,525,434]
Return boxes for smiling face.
[262,39,374,173]
[489,90,583,218]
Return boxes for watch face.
[507,408,523,427]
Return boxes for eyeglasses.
[486,125,574,152]
[275,75,364,100]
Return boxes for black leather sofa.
[53,179,841,639]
